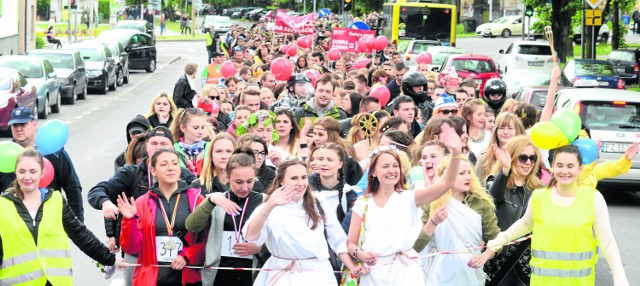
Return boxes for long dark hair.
[548,145,582,188]
[315,143,347,221]
[266,158,322,229]
[274,109,300,153]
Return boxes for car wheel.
[501,29,511,38]
[123,68,129,84]
[78,81,87,99]
[51,92,61,113]
[108,75,117,91]
[65,84,76,105]
[32,105,38,120]
[98,77,108,95]
[116,68,124,86]
[39,96,49,119]
[146,58,156,73]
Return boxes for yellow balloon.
[530,121,570,150]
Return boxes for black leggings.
[48,38,62,48]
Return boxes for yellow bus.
[381,0,457,52]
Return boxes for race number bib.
[221,231,252,259]
[156,236,183,262]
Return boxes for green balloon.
[551,109,582,143]
[0,142,24,173]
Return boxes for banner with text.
[330,28,377,52]
[274,13,315,35]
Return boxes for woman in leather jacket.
[484,136,544,286]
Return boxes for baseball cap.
[8,107,36,125]
[212,51,225,58]
[146,126,174,143]
[434,94,458,111]
[128,124,147,135]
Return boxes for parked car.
[223,7,241,17]
[572,22,610,44]
[562,59,624,89]
[514,86,552,111]
[402,40,442,67]
[498,40,555,73]
[96,29,157,73]
[89,40,130,86]
[502,68,570,98]
[0,68,37,133]
[606,49,640,85]
[252,10,269,21]
[423,46,466,72]
[438,54,500,97]
[114,20,155,43]
[245,8,264,20]
[475,16,523,38]
[68,43,117,94]
[232,7,257,19]
[553,88,640,186]
[0,56,61,118]
[202,15,232,34]
[25,49,88,104]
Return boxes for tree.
[525,0,581,63]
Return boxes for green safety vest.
[0,192,73,286]
[530,187,598,285]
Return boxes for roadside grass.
[572,43,613,58]
[36,22,111,37]
[457,24,476,38]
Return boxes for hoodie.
[115,115,151,172]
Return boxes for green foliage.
[35,32,46,49]
[37,0,50,19]
[98,0,110,18]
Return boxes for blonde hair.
[200,133,237,192]
[259,87,274,100]
[202,84,220,98]
[430,156,495,217]
[489,135,543,191]
[146,92,177,120]
[479,113,526,181]
[500,98,520,114]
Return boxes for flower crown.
[235,110,280,142]
[368,144,399,159]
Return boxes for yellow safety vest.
[0,192,73,286]
[530,187,597,286]
[205,32,213,47]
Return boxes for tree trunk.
[552,0,574,62]
[613,0,620,49]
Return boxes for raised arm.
[540,66,562,122]
[244,185,294,241]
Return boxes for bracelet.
[430,217,438,226]
[352,248,360,261]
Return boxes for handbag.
[339,196,368,286]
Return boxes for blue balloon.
[36,120,69,156]
[571,138,598,165]
[350,21,370,30]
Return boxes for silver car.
[553,88,640,186]
[0,56,61,119]
[402,40,442,67]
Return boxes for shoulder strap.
[132,166,146,192]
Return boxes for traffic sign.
[585,9,602,26]
[585,0,603,9]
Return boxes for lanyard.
[158,193,181,236]
[228,193,250,243]
[147,165,152,189]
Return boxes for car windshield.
[608,51,634,62]
[428,47,465,65]
[96,31,130,47]
[411,42,440,54]
[531,91,547,109]
[0,74,10,91]
[451,59,496,73]
[517,45,552,55]
[116,22,144,32]
[77,48,103,61]
[30,53,74,69]
[215,17,232,23]
[575,62,616,76]
[0,61,42,78]
[582,101,640,130]
[503,72,550,87]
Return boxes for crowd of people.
[0,12,636,286]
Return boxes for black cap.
[212,51,225,58]
[146,126,173,143]
[8,107,36,125]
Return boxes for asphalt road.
[1,36,638,285]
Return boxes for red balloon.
[328,48,341,61]
[271,58,293,81]
[297,36,312,49]
[417,52,432,64]
[220,61,236,78]
[352,58,371,69]
[374,36,388,51]
[366,37,376,50]
[369,85,391,107]
[39,158,54,188]
[358,38,368,52]
[286,44,298,57]
[279,44,290,53]
[303,69,321,86]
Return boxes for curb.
[169,56,181,65]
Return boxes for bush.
[36,32,46,49]
[98,0,110,19]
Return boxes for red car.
[0,68,38,134]
[438,54,500,98]
[513,86,564,112]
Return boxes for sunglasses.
[518,154,538,164]
[440,109,458,115]
[208,95,220,100]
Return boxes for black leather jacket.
[486,169,532,231]
[0,190,115,266]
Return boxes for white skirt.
[253,256,337,286]
[359,249,425,286]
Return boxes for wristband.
[353,248,360,261]
[430,217,438,226]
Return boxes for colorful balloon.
[374,36,389,50]
[417,52,432,64]
[572,139,599,165]
[297,36,312,49]
[220,61,236,78]
[352,58,371,69]
[530,121,569,150]
[271,58,293,81]
[35,119,69,156]
[357,38,368,52]
[279,44,290,53]
[551,109,582,143]
[0,142,24,173]
[366,37,376,50]
[286,44,298,57]
[328,48,341,61]
[303,69,321,87]
[370,85,391,107]
[39,158,54,188]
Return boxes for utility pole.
[191,0,196,36]
[67,0,71,43]
[89,0,94,39]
